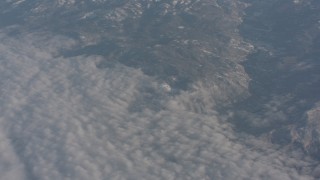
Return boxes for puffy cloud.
[0,128,26,180]
[0,32,316,180]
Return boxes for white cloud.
[0,127,26,180]
[0,32,317,180]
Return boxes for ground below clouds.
[0,32,317,180]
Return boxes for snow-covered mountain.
[0,0,319,179]
[1,0,254,108]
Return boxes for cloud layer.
[0,32,317,180]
